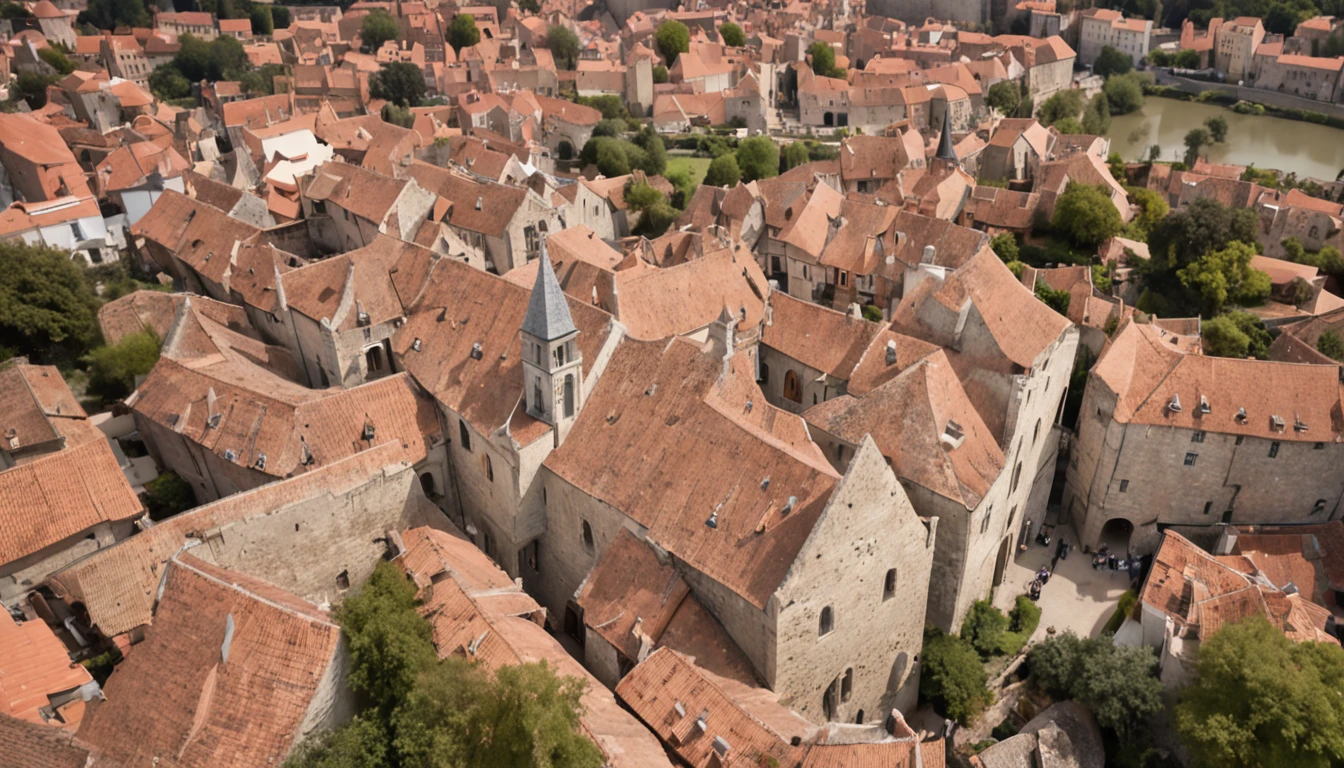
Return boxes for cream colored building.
[1077,8,1152,68]
[1214,17,1265,83]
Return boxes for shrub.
[1104,589,1138,634]
[861,304,883,322]
[920,627,992,724]
[960,600,1009,658]
[705,154,741,187]
[86,330,160,402]
[143,471,197,520]
[995,595,1041,657]
[1027,632,1163,739]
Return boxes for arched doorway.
[1099,518,1134,554]
[992,535,1012,587]
[420,472,436,497]
[823,111,835,127]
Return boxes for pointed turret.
[521,238,577,342]
[935,114,958,164]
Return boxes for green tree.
[1053,182,1123,248]
[1264,1,1311,35]
[371,62,426,106]
[920,628,992,725]
[652,64,668,83]
[271,5,290,29]
[547,25,579,70]
[240,63,286,96]
[448,13,480,52]
[633,125,667,175]
[149,66,192,99]
[807,40,843,78]
[360,9,399,51]
[594,140,631,176]
[392,659,604,768]
[1093,45,1133,78]
[1184,126,1212,166]
[990,232,1019,263]
[335,561,438,715]
[1104,72,1145,114]
[1176,616,1344,767]
[79,0,150,31]
[1204,115,1228,143]
[625,181,676,237]
[1201,311,1271,359]
[1126,186,1169,241]
[719,21,745,47]
[1027,632,1163,739]
[1108,151,1127,183]
[284,715,390,768]
[1318,330,1344,361]
[250,5,273,35]
[960,600,1010,659]
[38,46,75,75]
[1052,116,1085,134]
[986,79,1022,116]
[1083,92,1111,135]
[1036,279,1072,314]
[735,136,779,182]
[577,95,627,120]
[143,470,197,520]
[1148,198,1259,271]
[0,242,100,363]
[783,141,811,170]
[171,34,249,81]
[1177,241,1271,315]
[705,154,741,187]
[655,19,690,65]
[1037,88,1085,127]
[86,330,160,401]
[518,0,539,11]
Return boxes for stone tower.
[521,238,584,444]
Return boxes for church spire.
[521,237,577,342]
[935,114,958,163]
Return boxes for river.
[1105,97,1344,181]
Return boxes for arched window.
[563,374,575,418]
[783,370,802,403]
[841,668,853,702]
[1011,462,1023,494]
[534,376,545,416]
[819,606,834,637]
[483,454,493,482]
[855,710,865,724]
[582,520,595,554]
[420,472,436,496]
[365,345,385,373]
[883,569,897,600]
[1033,418,1042,444]
[459,419,472,451]
[555,345,565,366]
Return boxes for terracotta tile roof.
[0,612,93,727]
[761,292,882,379]
[405,161,527,238]
[1140,531,1253,628]
[0,421,142,568]
[987,118,1051,158]
[777,181,844,258]
[279,235,428,330]
[396,527,674,768]
[130,190,263,287]
[390,256,613,439]
[0,713,92,768]
[576,528,691,660]
[845,330,940,395]
[965,185,1040,230]
[46,442,411,638]
[0,364,84,451]
[893,248,1069,370]
[98,290,247,347]
[96,141,189,192]
[220,93,297,130]
[1283,188,1344,217]
[806,350,1004,508]
[545,338,838,609]
[1092,321,1344,442]
[304,160,416,226]
[76,554,341,768]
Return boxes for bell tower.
[521,237,584,443]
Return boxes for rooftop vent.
[362,418,376,442]
[254,453,266,470]
[1199,395,1211,414]
[645,384,657,396]
[745,400,753,412]
[783,495,796,515]
[1271,414,1286,432]
[475,196,483,210]
[3,428,16,450]
[706,507,719,529]
[761,477,771,490]
[1236,407,1248,423]
[221,613,235,664]
[206,413,222,429]
[921,244,936,264]
[411,337,422,352]
[674,702,687,717]
[470,342,483,360]
[300,440,314,466]
[1167,394,1182,413]
[886,339,897,365]
[693,712,709,736]
[1295,414,1309,432]
[467,630,489,655]
[941,419,966,450]
[712,737,731,756]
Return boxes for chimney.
[921,244,936,264]
[885,339,897,365]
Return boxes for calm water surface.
[1106,98,1344,180]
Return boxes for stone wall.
[1,520,138,604]
[866,0,988,26]
[1152,73,1344,118]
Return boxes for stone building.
[1065,320,1344,554]
[390,244,624,579]
[300,162,435,253]
[1077,9,1152,68]
[979,118,1055,185]
[1214,16,1265,82]
[535,331,937,722]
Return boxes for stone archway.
[1099,517,1134,554]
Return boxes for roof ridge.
[171,554,338,627]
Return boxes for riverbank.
[1106,95,1344,180]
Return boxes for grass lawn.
[667,156,711,187]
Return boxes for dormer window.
[1168,394,1182,413]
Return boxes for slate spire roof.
[935,113,958,162]
[521,236,578,341]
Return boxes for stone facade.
[1077,11,1151,68]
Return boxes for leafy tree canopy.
[1318,329,1344,361]
[79,0,149,32]
[1104,72,1145,115]
[1205,115,1229,143]
[652,64,668,83]
[1083,92,1111,135]
[171,34,249,82]
[783,141,811,170]
[86,330,159,402]
[1201,311,1271,359]
[1093,45,1133,78]
[986,80,1021,116]
[448,13,480,53]
[250,5,273,35]
[1027,631,1164,739]
[1052,182,1124,248]
[807,40,843,78]
[1037,88,1085,127]
[718,22,745,47]
[1176,616,1344,767]
[990,233,1019,263]
[1176,240,1271,316]
[360,9,399,51]
[271,5,291,29]
[370,62,426,107]
[547,25,579,70]
[735,136,779,182]
[0,242,101,363]
[655,19,690,65]
[920,627,991,725]
[705,154,741,187]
